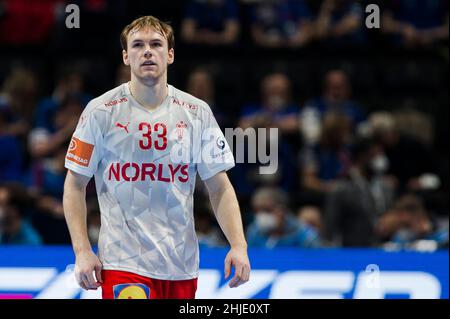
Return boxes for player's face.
[122,27,174,82]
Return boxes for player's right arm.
[63,169,103,290]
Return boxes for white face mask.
[370,154,389,174]
[255,212,277,233]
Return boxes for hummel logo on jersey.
[116,122,130,133]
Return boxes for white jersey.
[65,83,234,280]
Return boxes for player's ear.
[122,49,130,66]
[167,48,174,65]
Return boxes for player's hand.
[224,245,251,288]
[75,250,103,290]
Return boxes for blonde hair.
[120,16,174,51]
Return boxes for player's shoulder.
[169,84,212,117]
[84,83,129,114]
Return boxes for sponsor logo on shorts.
[113,283,150,299]
[66,137,94,167]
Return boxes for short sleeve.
[196,104,235,181]
[65,106,105,178]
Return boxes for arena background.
[0,0,448,299]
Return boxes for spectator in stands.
[26,144,67,199]
[300,69,365,145]
[234,72,300,197]
[246,187,321,248]
[382,0,449,48]
[324,137,394,247]
[34,69,91,132]
[314,0,365,46]
[187,67,229,128]
[249,0,314,48]
[300,113,352,196]
[376,194,449,250]
[29,94,83,159]
[239,72,299,135]
[368,112,438,193]
[297,205,323,237]
[0,183,42,245]
[0,67,38,139]
[0,110,23,182]
[181,0,240,46]
[24,144,71,244]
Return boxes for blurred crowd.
[0,0,448,251]
[0,0,448,49]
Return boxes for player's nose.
[144,47,152,58]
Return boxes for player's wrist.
[230,242,248,250]
[74,245,93,256]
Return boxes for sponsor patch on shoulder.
[66,137,94,167]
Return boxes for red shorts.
[101,270,198,299]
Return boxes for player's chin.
[140,69,157,75]
[139,70,161,80]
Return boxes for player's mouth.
[141,60,157,68]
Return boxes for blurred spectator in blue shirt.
[29,94,84,159]
[0,67,38,139]
[301,69,365,145]
[25,145,67,199]
[0,111,23,182]
[246,187,321,248]
[34,70,91,132]
[382,0,449,48]
[376,194,449,251]
[23,144,70,244]
[181,0,240,46]
[300,113,352,194]
[234,73,300,197]
[314,0,366,46]
[249,0,314,48]
[297,205,324,237]
[239,72,299,135]
[0,183,42,245]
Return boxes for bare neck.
[129,75,168,110]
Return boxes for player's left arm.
[204,171,251,288]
